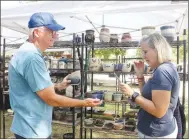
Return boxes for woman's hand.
[134,61,145,78]
[119,82,134,97]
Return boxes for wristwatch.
[131,91,140,102]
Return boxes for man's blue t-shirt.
[8,42,53,138]
[137,62,180,137]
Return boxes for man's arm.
[37,85,101,107]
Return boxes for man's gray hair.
[139,32,172,64]
[28,26,45,41]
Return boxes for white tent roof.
[1,1,188,43]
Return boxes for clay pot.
[65,60,80,69]
[94,119,105,127]
[84,118,94,126]
[63,133,73,139]
[89,65,102,72]
[103,122,114,130]
[67,75,80,85]
[89,58,101,67]
[65,112,77,122]
[160,26,175,42]
[121,33,132,42]
[113,122,124,130]
[141,26,156,36]
[92,91,104,100]
[51,58,59,69]
[85,30,95,43]
[104,91,113,101]
[58,58,66,69]
[53,110,66,121]
[125,125,136,131]
[102,63,115,72]
[113,93,122,102]
[122,62,132,72]
[114,63,123,71]
[125,111,138,118]
[99,27,110,42]
[110,34,118,43]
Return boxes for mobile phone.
[114,72,121,83]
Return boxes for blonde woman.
[119,33,179,138]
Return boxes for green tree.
[172,29,188,63]
[136,48,143,58]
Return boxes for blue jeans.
[15,134,51,139]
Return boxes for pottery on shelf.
[84,118,94,126]
[63,133,74,139]
[121,33,132,42]
[113,92,122,102]
[113,122,124,130]
[103,122,114,130]
[122,61,132,72]
[102,63,115,72]
[160,25,175,42]
[94,119,105,127]
[141,26,156,36]
[85,30,95,43]
[58,58,66,69]
[110,34,119,43]
[89,58,101,67]
[65,112,77,122]
[99,27,110,43]
[51,58,59,69]
[104,91,113,101]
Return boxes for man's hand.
[83,98,102,107]
[56,75,71,90]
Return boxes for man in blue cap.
[8,12,102,139]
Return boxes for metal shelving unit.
[81,30,187,139]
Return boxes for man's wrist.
[82,100,87,107]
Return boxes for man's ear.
[34,29,39,38]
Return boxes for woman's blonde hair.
[139,32,172,64]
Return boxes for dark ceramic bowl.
[125,125,136,131]
[113,122,124,130]
[84,118,94,126]
[103,122,114,130]
[63,133,73,139]
[94,119,105,127]
[67,76,80,85]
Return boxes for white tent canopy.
[1,1,188,43]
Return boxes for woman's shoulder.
[156,62,177,73]
[153,62,179,80]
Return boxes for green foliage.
[136,48,143,58]
[172,29,188,63]
[112,48,126,57]
[93,48,126,60]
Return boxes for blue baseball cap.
[28,12,65,31]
